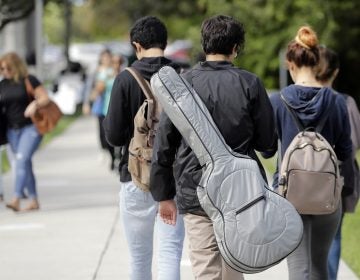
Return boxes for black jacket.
[103,56,179,182]
[150,61,277,214]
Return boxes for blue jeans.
[7,124,42,199]
[119,181,185,280]
[328,215,343,280]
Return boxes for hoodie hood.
[281,85,334,127]
[131,57,180,80]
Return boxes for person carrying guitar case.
[150,15,279,279]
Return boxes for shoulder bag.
[25,77,63,135]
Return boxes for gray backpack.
[151,66,303,273]
[278,94,343,215]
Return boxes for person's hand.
[159,200,177,225]
[24,101,37,117]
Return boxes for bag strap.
[315,97,335,133]
[280,93,305,131]
[125,67,154,101]
[126,67,159,146]
[280,92,334,133]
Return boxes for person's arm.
[150,112,182,224]
[335,95,352,161]
[346,96,360,151]
[92,70,107,98]
[251,78,278,154]
[150,112,182,200]
[24,76,50,118]
[103,72,131,146]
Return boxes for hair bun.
[295,26,318,49]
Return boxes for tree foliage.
[187,0,357,90]
[0,0,63,30]
[155,0,359,97]
[70,0,360,96]
[0,0,34,30]
[3,0,360,97]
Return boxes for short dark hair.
[130,16,167,50]
[201,15,245,56]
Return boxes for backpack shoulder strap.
[280,93,305,131]
[279,92,305,168]
[281,91,336,133]
[315,97,335,133]
[125,67,154,100]
[126,67,161,147]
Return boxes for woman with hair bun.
[264,26,352,279]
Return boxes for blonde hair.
[0,52,28,82]
[295,26,319,49]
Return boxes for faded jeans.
[119,181,185,280]
[7,124,42,199]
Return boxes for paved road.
[0,116,358,280]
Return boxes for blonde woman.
[0,52,50,211]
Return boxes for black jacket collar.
[194,60,234,71]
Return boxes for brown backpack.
[278,94,343,215]
[127,67,162,191]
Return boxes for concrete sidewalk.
[0,116,358,280]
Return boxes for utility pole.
[64,0,72,69]
[35,0,43,80]
[279,49,288,90]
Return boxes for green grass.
[257,152,277,176]
[1,150,10,172]
[342,204,360,277]
[341,151,360,277]
[1,109,81,173]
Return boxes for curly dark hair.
[130,16,167,50]
[201,15,245,56]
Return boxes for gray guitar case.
[150,66,303,273]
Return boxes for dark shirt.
[0,75,40,129]
[103,57,179,182]
[150,61,277,214]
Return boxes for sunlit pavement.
[0,116,358,280]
